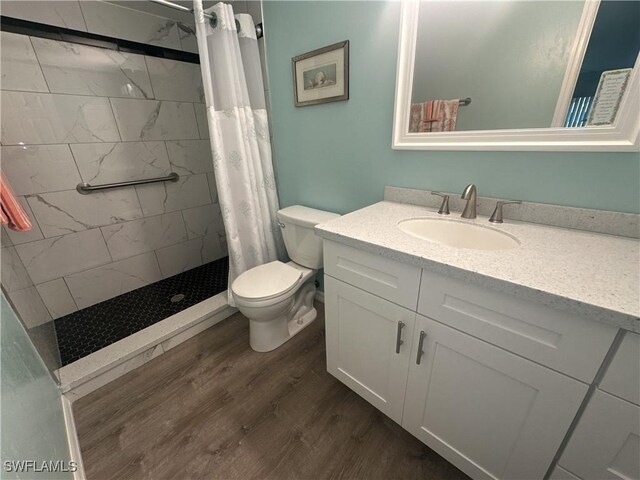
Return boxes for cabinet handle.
[416,331,427,365]
[395,321,405,354]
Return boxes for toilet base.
[248,282,317,352]
[288,304,317,338]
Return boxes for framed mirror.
[392,0,640,151]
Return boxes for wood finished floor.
[74,303,469,480]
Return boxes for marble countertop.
[316,201,640,332]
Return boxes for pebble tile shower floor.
[54,257,229,366]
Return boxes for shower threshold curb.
[57,291,236,401]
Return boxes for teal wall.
[262,1,640,215]
[1,295,73,480]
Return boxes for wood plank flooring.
[74,303,469,480]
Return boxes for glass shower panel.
[1,294,73,479]
[0,240,62,375]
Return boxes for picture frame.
[292,41,349,107]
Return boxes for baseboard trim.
[61,395,86,480]
[314,290,325,303]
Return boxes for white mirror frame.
[392,0,640,152]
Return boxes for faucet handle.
[489,200,522,223]
[431,192,450,215]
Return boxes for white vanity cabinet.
[559,390,639,480]
[402,315,587,480]
[556,332,640,480]
[598,331,640,405]
[417,270,618,384]
[324,277,416,424]
[322,240,622,480]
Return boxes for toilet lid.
[232,261,303,301]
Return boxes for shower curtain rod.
[149,0,264,38]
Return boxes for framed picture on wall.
[292,41,349,107]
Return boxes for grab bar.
[76,172,179,195]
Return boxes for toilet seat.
[232,261,303,304]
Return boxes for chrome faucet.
[461,184,477,219]
[431,192,450,215]
[489,200,521,223]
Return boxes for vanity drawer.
[599,331,640,405]
[323,241,421,310]
[417,269,618,383]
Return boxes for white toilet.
[231,205,340,352]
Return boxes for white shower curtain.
[193,1,285,305]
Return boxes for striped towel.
[409,99,459,133]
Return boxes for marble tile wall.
[0,30,226,326]
[1,1,255,55]
[80,1,183,50]
[1,1,192,53]
[0,1,89,32]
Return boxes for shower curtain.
[194,1,285,305]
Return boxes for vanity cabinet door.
[402,314,587,480]
[599,331,640,405]
[559,389,640,480]
[324,275,416,424]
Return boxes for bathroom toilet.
[231,205,340,352]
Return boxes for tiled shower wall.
[0,31,226,326]
[0,1,262,54]
[0,0,200,52]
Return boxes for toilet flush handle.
[278,222,286,229]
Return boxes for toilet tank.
[277,205,340,269]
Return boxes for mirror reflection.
[409,0,640,133]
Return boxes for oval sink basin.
[398,218,520,250]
